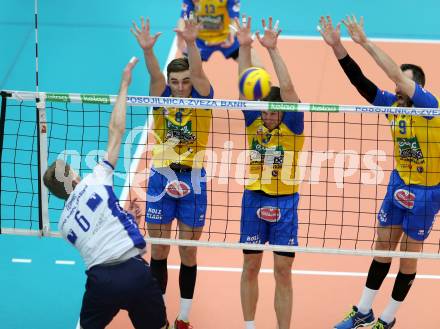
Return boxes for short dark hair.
[167,57,190,78]
[43,160,75,200]
[400,64,426,87]
[262,86,282,102]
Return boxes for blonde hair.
[43,160,77,200]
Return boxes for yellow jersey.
[373,84,440,186]
[181,0,240,44]
[152,86,213,169]
[244,111,305,195]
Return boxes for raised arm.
[177,0,194,52]
[343,15,416,98]
[131,17,165,96]
[256,17,299,102]
[235,16,253,73]
[319,16,379,104]
[106,57,139,168]
[174,14,211,96]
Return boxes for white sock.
[162,294,166,302]
[245,320,255,329]
[177,298,192,322]
[357,287,378,314]
[380,298,401,324]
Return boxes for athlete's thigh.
[399,233,424,253]
[127,274,167,328]
[176,170,207,229]
[125,258,167,329]
[402,186,440,241]
[80,297,118,329]
[268,194,299,247]
[375,225,403,251]
[147,222,172,239]
[178,220,203,240]
[378,188,406,228]
[80,269,120,329]
[240,190,269,245]
[145,169,177,226]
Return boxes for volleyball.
[239,67,271,100]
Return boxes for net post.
[36,95,50,235]
[0,91,12,234]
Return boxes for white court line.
[167,264,440,280]
[55,260,76,265]
[119,35,178,206]
[279,34,440,44]
[11,258,32,263]
[10,259,438,280]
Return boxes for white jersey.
[59,161,146,269]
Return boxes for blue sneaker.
[334,306,375,329]
[372,318,396,329]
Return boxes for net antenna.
[34,0,50,235]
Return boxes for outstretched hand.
[174,12,200,43]
[131,17,162,51]
[342,15,367,45]
[318,16,341,47]
[122,57,139,86]
[256,17,281,50]
[234,15,253,47]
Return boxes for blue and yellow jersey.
[181,0,240,44]
[243,111,305,195]
[373,84,440,186]
[152,86,213,169]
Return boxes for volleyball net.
[1,89,440,258]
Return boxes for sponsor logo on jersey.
[146,208,162,220]
[394,188,415,209]
[86,193,103,212]
[257,206,281,222]
[396,137,424,164]
[245,235,261,243]
[166,180,191,198]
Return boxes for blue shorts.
[80,256,166,329]
[240,190,299,246]
[145,167,207,228]
[195,37,239,61]
[378,170,440,241]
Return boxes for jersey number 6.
[75,211,91,232]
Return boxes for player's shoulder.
[191,85,214,99]
[242,110,261,127]
[282,111,304,135]
[415,84,438,100]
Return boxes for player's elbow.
[390,69,406,85]
[280,86,299,103]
